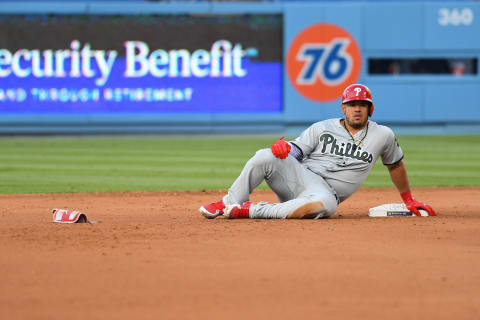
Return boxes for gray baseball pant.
[222,149,338,219]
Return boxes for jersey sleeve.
[292,123,322,157]
[381,126,404,165]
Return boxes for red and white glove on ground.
[400,191,436,216]
[271,136,291,159]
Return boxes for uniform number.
[438,8,474,26]
[296,38,352,85]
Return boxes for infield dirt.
[1,187,479,320]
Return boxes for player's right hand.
[271,136,291,159]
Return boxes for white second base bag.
[368,203,429,217]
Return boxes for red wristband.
[400,190,413,204]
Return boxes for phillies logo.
[287,24,361,102]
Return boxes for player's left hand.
[401,191,436,216]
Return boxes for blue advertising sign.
[0,15,282,114]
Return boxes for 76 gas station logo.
[287,23,361,102]
[296,38,352,86]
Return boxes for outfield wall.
[0,1,479,135]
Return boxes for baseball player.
[199,83,436,219]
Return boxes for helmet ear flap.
[368,103,374,117]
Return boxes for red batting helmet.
[342,84,374,116]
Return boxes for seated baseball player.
[199,83,436,219]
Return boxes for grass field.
[0,135,479,194]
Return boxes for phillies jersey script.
[292,118,403,202]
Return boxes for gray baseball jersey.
[223,118,403,219]
[292,118,403,203]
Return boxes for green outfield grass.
[0,135,479,194]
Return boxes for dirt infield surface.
[1,187,479,320]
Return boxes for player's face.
[341,100,370,130]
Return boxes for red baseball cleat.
[224,202,252,219]
[199,200,225,219]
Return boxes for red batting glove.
[400,191,436,216]
[271,136,291,159]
